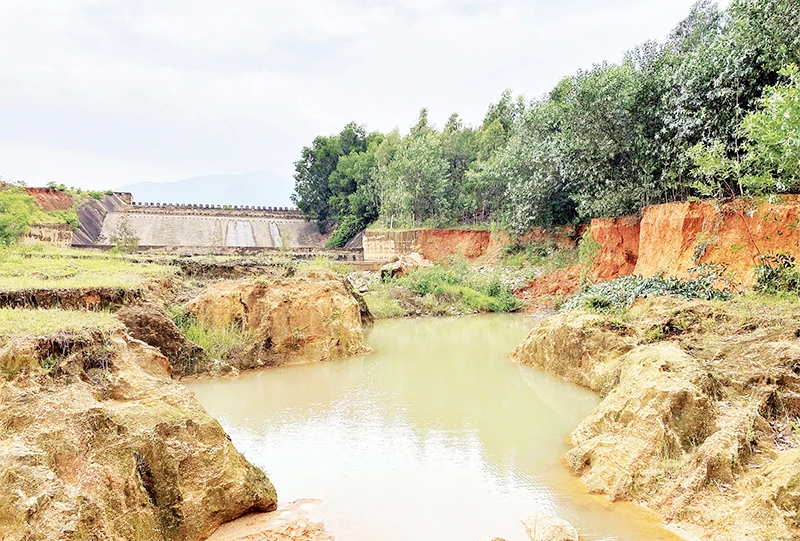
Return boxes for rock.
[510,311,636,393]
[186,275,372,369]
[380,251,433,281]
[512,298,800,541]
[521,512,580,541]
[206,499,333,541]
[0,332,277,541]
[116,303,208,377]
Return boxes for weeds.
[754,253,800,295]
[562,268,732,313]
[167,305,253,361]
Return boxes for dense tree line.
[292,0,800,246]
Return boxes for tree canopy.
[292,0,800,246]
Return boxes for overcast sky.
[0,0,723,190]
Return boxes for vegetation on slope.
[363,258,523,318]
[0,246,175,291]
[293,0,799,244]
[0,308,122,338]
[0,186,80,246]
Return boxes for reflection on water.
[186,315,682,541]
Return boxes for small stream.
[186,314,682,541]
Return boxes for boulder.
[0,332,276,541]
[521,512,580,541]
[380,252,433,281]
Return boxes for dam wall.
[95,203,325,249]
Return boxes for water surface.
[186,315,681,541]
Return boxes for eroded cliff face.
[590,197,800,287]
[186,274,372,369]
[512,298,800,541]
[0,331,277,541]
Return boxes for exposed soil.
[0,287,141,310]
[0,329,276,541]
[591,196,800,288]
[512,297,800,541]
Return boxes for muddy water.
[186,315,682,541]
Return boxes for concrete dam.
[80,199,326,249]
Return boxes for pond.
[186,314,682,541]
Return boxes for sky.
[0,0,726,191]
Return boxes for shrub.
[561,267,732,313]
[754,253,800,294]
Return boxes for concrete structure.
[20,224,73,247]
[96,204,324,248]
[363,230,420,261]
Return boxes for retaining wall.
[20,224,73,247]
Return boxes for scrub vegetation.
[364,258,522,318]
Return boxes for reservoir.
[186,315,682,541]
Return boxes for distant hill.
[118,171,295,207]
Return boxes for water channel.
[186,314,683,541]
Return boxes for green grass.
[364,289,406,318]
[0,308,123,338]
[367,258,523,318]
[167,305,253,361]
[0,246,175,291]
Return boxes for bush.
[754,253,800,294]
[167,306,252,361]
[561,267,732,313]
[392,260,522,314]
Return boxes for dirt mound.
[0,330,276,541]
[186,275,372,369]
[116,304,207,377]
[512,297,800,540]
[513,265,582,310]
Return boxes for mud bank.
[0,326,276,541]
[512,298,800,540]
[592,197,800,287]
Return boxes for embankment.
[0,319,277,541]
[591,197,800,287]
[512,298,800,541]
[185,274,372,370]
[363,226,582,263]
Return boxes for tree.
[0,187,38,245]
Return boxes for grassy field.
[0,246,175,291]
[0,307,123,338]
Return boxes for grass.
[0,246,175,291]
[364,289,406,318]
[295,256,351,276]
[167,305,253,361]
[366,257,523,318]
[0,308,123,338]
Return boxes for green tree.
[0,187,38,245]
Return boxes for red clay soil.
[415,229,495,262]
[25,187,73,211]
[590,196,800,288]
[514,265,582,310]
[414,226,584,265]
[591,216,641,281]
